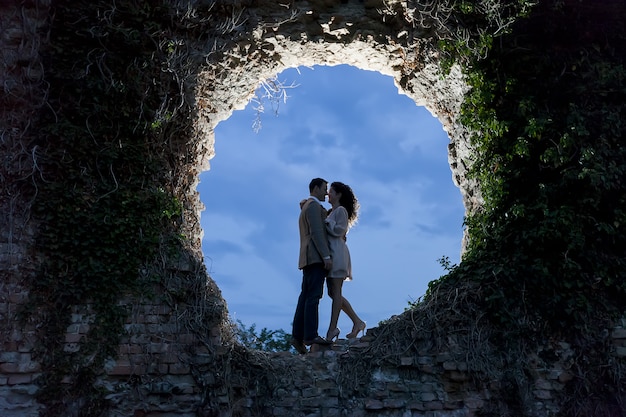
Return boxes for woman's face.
[328,187,341,205]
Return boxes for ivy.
[21,0,187,414]
[449,0,626,338]
[12,0,626,415]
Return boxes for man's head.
[309,178,328,201]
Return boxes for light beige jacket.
[298,198,331,269]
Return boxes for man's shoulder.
[300,198,313,210]
[302,198,321,209]
[302,199,326,218]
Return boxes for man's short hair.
[309,178,327,192]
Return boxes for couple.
[290,178,367,354]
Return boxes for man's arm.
[306,202,331,261]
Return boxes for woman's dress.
[325,206,352,280]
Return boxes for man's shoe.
[304,336,332,346]
[290,338,307,354]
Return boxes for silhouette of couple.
[290,178,366,354]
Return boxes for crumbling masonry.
[2,1,625,416]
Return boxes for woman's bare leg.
[326,278,343,339]
[342,294,366,338]
[340,296,362,325]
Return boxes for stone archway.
[2,1,624,416]
[190,2,481,261]
[195,9,478,216]
[0,3,483,415]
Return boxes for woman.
[324,181,366,341]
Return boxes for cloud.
[208,251,301,328]
[201,212,258,243]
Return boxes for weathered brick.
[449,371,469,382]
[125,324,146,334]
[419,364,436,374]
[399,356,413,366]
[146,363,169,375]
[417,356,434,365]
[178,333,196,344]
[612,328,626,339]
[436,353,452,362]
[383,398,405,408]
[8,374,33,385]
[465,396,485,409]
[66,323,89,334]
[160,353,179,364]
[420,392,437,402]
[110,364,146,375]
[534,390,552,400]
[8,340,22,352]
[364,399,383,410]
[424,400,444,411]
[63,343,80,353]
[0,361,40,373]
[65,333,82,343]
[145,315,160,324]
[148,343,170,354]
[0,352,21,362]
[9,293,28,304]
[130,334,150,344]
[169,364,190,375]
[0,363,18,373]
[272,406,292,416]
[535,378,552,390]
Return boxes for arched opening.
[198,64,465,336]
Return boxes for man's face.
[313,183,328,201]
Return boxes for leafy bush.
[235,321,293,353]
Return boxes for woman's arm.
[325,206,348,237]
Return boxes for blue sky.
[198,64,465,336]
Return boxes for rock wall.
[1,1,624,416]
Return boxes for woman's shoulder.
[328,206,347,216]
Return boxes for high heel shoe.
[346,321,366,339]
[326,328,340,342]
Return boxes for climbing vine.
[10,0,263,414]
[7,0,625,415]
[454,0,626,331]
[21,1,199,414]
[427,1,626,413]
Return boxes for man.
[290,178,333,354]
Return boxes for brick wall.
[2,284,625,417]
[2,1,625,416]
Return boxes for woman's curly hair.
[330,181,360,228]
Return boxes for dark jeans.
[292,263,325,341]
